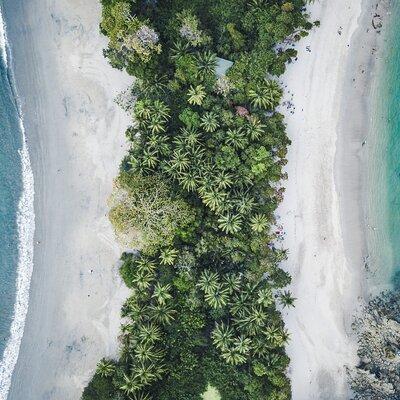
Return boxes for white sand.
[2,0,388,398]
[4,0,131,398]
[277,0,385,398]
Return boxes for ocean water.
[367,2,400,291]
[0,20,21,359]
[0,4,35,399]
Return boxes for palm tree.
[134,342,164,363]
[187,145,205,164]
[200,111,219,132]
[257,287,274,308]
[96,358,115,377]
[121,323,134,335]
[170,40,190,60]
[211,322,234,350]
[204,284,229,309]
[159,248,178,266]
[147,114,166,134]
[201,188,226,212]
[141,149,158,169]
[248,79,282,110]
[265,353,283,368]
[197,269,219,294]
[265,326,288,347]
[251,336,270,357]
[132,363,157,386]
[147,134,170,156]
[249,0,266,9]
[130,362,165,388]
[151,100,170,121]
[138,75,168,97]
[230,292,250,317]
[226,128,247,149]
[138,323,162,344]
[126,302,150,323]
[128,154,142,173]
[169,149,190,172]
[214,171,233,190]
[233,335,251,355]
[132,392,152,400]
[279,290,296,308]
[134,100,152,120]
[223,273,241,294]
[120,373,141,395]
[132,268,155,291]
[246,115,266,140]
[235,194,255,215]
[280,329,290,345]
[274,248,289,262]
[195,50,217,79]
[221,347,246,366]
[178,170,200,192]
[149,303,176,325]
[177,126,201,147]
[236,306,266,335]
[250,213,269,233]
[217,213,243,234]
[136,258,156,273]
[152,283,172,305]
[187,84,206,106]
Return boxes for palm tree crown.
[248,79,282,110]
[187,84,206,105]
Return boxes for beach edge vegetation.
[82,1,315,399]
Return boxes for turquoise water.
[0,37,22,359]
[385,6,400,288]
[367,3,400,290]
[0,5,35,396]
[385,5,400,289]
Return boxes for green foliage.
[82,373,116,400]
[176,10,211,47]
[109,172,196,253]
[83,1,314,399]
[96,358,116,377]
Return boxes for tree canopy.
[83,0,315,399]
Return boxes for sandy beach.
[278,0,387,398]
[3,0,130,398]
[0,0,392,398]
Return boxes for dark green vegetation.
[348,291,400,400]
[83,1,314,399]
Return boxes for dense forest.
[82,1,315,399]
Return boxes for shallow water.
[367,2,400,291]
[0,3,35,399]
[0,22,22,362]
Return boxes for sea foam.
[0,8,7,67]
[0,6,35,400]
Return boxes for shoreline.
[364,0,398,293]
[3,0,131,398]
[278,0,383,398]
[0,7,35,399]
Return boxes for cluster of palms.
[197,269,290,366]
[248,79,283,110]
[107,255,177,398]
[129,72,282,236]
[105,12,293,392]
[84,4,309,399]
